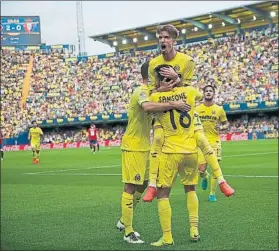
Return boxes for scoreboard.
[1,16,41,46]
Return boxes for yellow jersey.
[195,103,227,143]
[193,112,203,132]
[148,52,195,88]
[150,86,202,154]
[121,84,152,151]
[29,127,43,143]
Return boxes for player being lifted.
[196,85,231,202]
[28,121,43,164]
[117,61,189,244]
[143,24,195,200]
[149,65,203,245]
[143,24,234,201]
[88,124,99,153]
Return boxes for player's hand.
[170,100,191,112]
[159,67,179,80]
[157,78,176,92]
[215,124,226,132]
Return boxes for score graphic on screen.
[1,16,41,46]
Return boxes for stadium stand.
[1,26,278,143]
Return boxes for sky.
[2,1,258,56]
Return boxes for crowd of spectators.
[1,26,278,139]
[41,115,278,143]
[0,50,31,138]
[229,114,278,134]
[42,125,125,144]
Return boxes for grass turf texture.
[1,139,278,250]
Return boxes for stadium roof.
[89,1,278,51]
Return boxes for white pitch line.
[23,151,277,175]
[30,173,279,178]
[223,151,278,158]
[225,175,278,178]
[24,164,120,175]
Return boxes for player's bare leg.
[151,187,174,247]
[97,143,100,152]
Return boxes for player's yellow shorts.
[122,150,150,185]
[31,142,41,151]
[198,140,222,165]
[157,152,198,188]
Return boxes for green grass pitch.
[1,139,278,250]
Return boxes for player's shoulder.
[182,85,200,94]
[132,84,150,100]
[149,55,163,66]
[196,103,204,110]
[176,52,193,62]
[214,103,224,110]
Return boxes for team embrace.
[117,24,234,246]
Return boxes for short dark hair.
[154,64,173,82]
[32,120,36,124]
[156,24,179,39]
[141,61,149,81]
[203,84,215,93]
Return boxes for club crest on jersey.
[212,110,216,115]
[135,174,141,182]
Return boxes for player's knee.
[136,180,148,193]
[124,183,136,194]
[184,185,195,193]
[157,187,170,199]
[199,164,207,172]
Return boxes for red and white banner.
[3,134,249,152]
[220,132,248,142]
[3,140,121,151]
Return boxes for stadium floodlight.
[222,22,226,27]
[253,15,257,21]
[181,29,186,34]
[122,39,127,44]
[208,24,213,29]
[237,18,241,24]
[144,36,148,41]
[133,37,137,43]
[270,11,276,17]
[113,41,118,46]
[194,27,198,32]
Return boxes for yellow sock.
[149,153,160,187]
[120,191,142,223]
[186,191,199,228]
[121,192,134,235]
[205,153,223,179]
[158,198,173,242]
[210,176,217,195]
[133,191,142,209]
